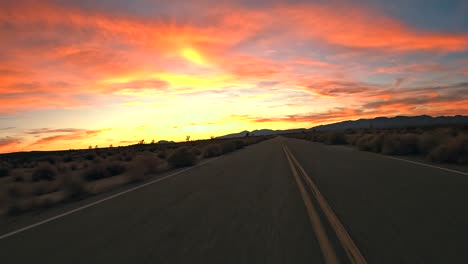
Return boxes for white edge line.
[0,158,217,240]
[315,141,468,176]
[300,139,468,176]
[368,152,468,176]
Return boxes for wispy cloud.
[0,137,22,153]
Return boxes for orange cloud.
[376,63,450,74]
[0,137,22,153]
[29,129,106,147]
[279,3,468,52]
[0,95,86,113]
[233,108,369,126]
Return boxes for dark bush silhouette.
[63,155,73,162]
[8,184,30,199]
[83,162,127,181]
[325,132,347,145]
[382,134,419,155]
[221,141,237,153]
[32,165,57,181]
[63,174,87,198]
[168,148,197,167]
[127,155,163,182]
[234,140,245,149]
[355,134,384,153]
[191,147,202,156]
[157,151,167,159]
[428,135,468,164]
[0,167,9,178]
[85,153,96,160]
[418,132,442,154]
[106,162,127,176]
[133,155,161,173]
[203,144,222,158]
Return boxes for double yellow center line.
[283,144,367,264]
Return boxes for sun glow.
[182,48,206,65]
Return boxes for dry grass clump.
[325,132,347,145]
[233,140,246,149]
[289,127,468,165]
[62,174,87,198]
[350,134,382,153]
[127,154,164,182]
[221,141,237,154]
[381,134,419,155]
[203,144,223,158]
[32,164,57,182]
[191,147,202,156]
[168,147,197,168]
[157,150,167,159]
[82,161,127,181]
[427,135,468,164]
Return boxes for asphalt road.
[1,137,468,263]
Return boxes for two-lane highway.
[0,138,321,264]
[1,137,468,263]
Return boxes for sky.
[0,0,467,153]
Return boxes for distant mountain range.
[217,128,306,139]
[218,115,468,138]
[312,115,468,131]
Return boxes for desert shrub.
[85,153,96,161]
[381,134,419,155]
[55,164,69,173]
[63,155,74,162]
[325,132,347,145]
[309,133,327,143]
[347,133,364,145]
[168,148,197,168]
[83,162,127,181]
[83,165,108,181]
[157,151,167,159]
[49,156,58,164]
[69,163,78,171]
[221,141,237,154]
[7,198,34,216]
[0,167,9,178]
[63,174,87,198]
[418,132,443,155]
[355,134,384,153]
[233,140,245,149]
[120,152,133,161]
[7,184,31,199]
[134,155,161,174]
[203,144,222,158]
[427,135,468,164]
[106,162,127,176]
[191,147,202,156]
[32,165,57,181]
[31,182,59,196]
[127,155,163,182]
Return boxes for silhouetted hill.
[218,115,468,138]
[311,115,468,131]
[218,128,306,139]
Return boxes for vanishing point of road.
[1,137,468,264]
